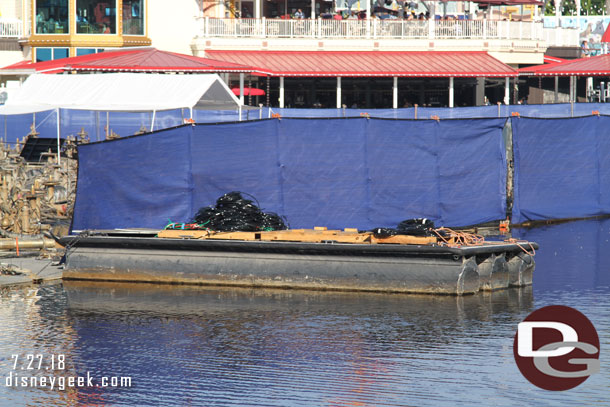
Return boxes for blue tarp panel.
[511,116,610,223]
[190,120,283,221]
[365,119,507,227]
[277,119,369,228]
[3,103,610,148]
[263,103,610,120]
[72,118,508,231]
[1,110,58,147]
[72,126,194,231]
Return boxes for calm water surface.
[0,219,609,406]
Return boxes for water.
[0,219,609,406]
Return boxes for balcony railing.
[542,27,581,48]
[0,18,24,38]
[199,17,545,41]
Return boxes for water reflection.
[0,218,608,406]
[61,283,535,407]
[518,217,610,292]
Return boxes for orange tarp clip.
[272,113,281,118]
[592,110,600,116]
[430,115,440,122]
[499,219,510,233]
[511,112,520,117]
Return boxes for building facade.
[0,0,594,107]
[0,0,150,68]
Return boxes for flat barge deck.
[60,229,537,295]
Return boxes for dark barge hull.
[60,234,537,295]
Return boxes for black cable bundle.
[192,192,288,232]
[396,218,436,236]
[371,218,436,238]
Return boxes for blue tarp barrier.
[72,117,508,231]
[511,115,610,223]
[190,120,283,220]
[3,103,610,148]
[1,110,58,147]
[73,126,194,230]
[263,103,610,120]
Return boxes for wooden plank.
[372,235,437,245]
[206,231,258,241]
[158,228,437,246]
[259,230,371,244]
[157,230,211,239]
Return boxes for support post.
[248,78,252,106]
[151,110,156,132]
[504,77,510,105]
[569,75,574,103]
[336,77,342,109]
[393,77,398,109]
[366,0,371,38]
[279,76,285,108]
[476,77,485,106]
[554,76,559,103]
[55,108,61,166]
[95,111,100,141]
[239,73,245,105]
[449,77,454,108]
[255,0,261,18]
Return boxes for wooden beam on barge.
[156,228,438,245]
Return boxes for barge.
[60,228,537,295]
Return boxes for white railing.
[543,27,581,47]
[542,15,610,29]
[199,17,545,41]
[0,18,23,38]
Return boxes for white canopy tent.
[0,73,243,164]
[0,73,242,114]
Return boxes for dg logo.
[513,305,600,391]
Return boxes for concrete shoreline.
[0,256,63,287]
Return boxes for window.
[122,0,144,35]
[35,0,69,34]
[54,48,69,59]
[76,0,117,34]
[35,48,70,62]
[76,48,106,56]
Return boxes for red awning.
[518,55,568,75]
[544,55,566,64]
[1,48,253,74]
[205,50,517,78]
[519,54,610,76]
[231,87,265,96]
